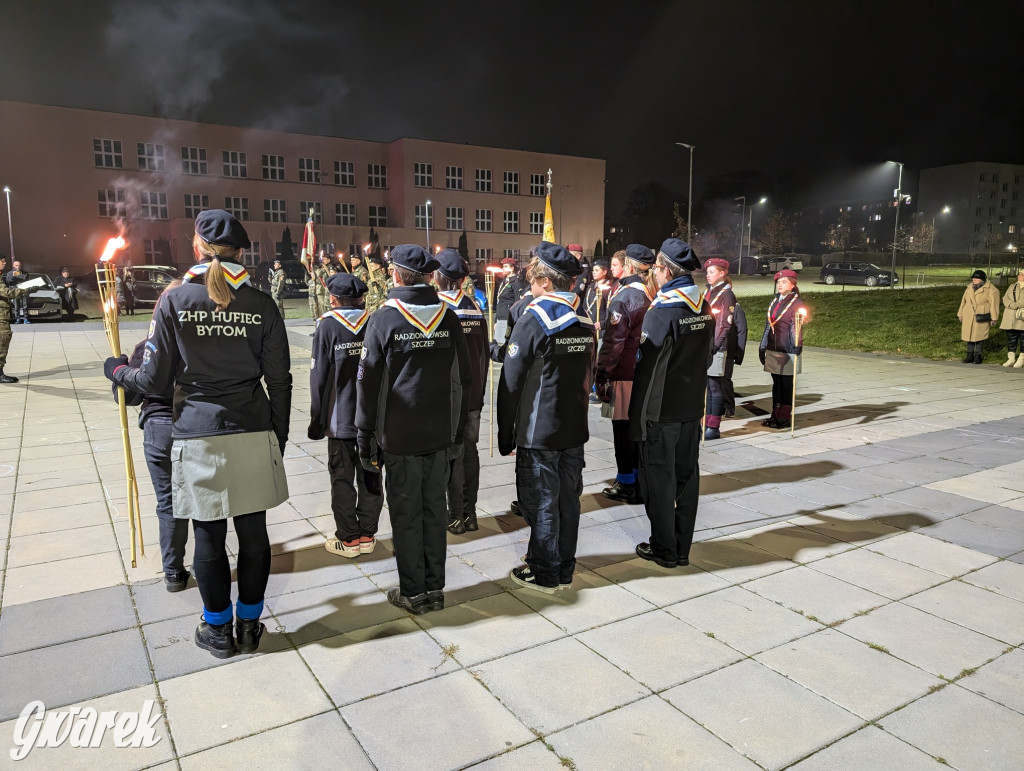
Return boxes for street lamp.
[425,199,431,251]
[745,197,768,270]
[930,205,951,253]
[733,196,746,267]
[887,161,904,289]
[675,142,695,241]
[2,186,13,260]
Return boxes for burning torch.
[791,308,808,436]
[96,236,145,567]
[594,280,611,329]
[484,265,502,457]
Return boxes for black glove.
[362,467,382,496]
[307,421,325,441]
[595,375,613,404]
[447,442,464,461]
[758,349,766,366]
[112,381,144,407]
[360,455,380,474]
[104,355,129,382]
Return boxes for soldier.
[596,243,657,505]
[307,259,323,318]
[308,273,385,558]
[269,259,287,317]
[364,255,389,314]
[630,238,713,569]
[314,255,331,318]
[0,280,28,381]
[498,243,596,593]
[702,257,742,440]
[584,258,615,330]
[351,253,370,284]
[356,245,470,614]
[461,273,477,301]
[435,249,489,534]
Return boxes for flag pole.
[484,269,497,457]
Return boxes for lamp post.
[425,199,431,251]
[733,196,746,268]
[2,186,13,260]
[675,142,695,241]
[888,161,903,290]
[745,196,767,270]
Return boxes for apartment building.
[0,101,605,273]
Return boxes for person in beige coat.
[999,267,1024,367]
[958,269,1001,364]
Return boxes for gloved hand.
[103,355,129,382]
[307,421,325,441]
[362,467,382,496]
[758,349,766,366]
[360,455,380,474]
[595,375,613,404]
[112,381,144,407]
[447,442,464,461]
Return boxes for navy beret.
[536,241,583,278]
[326,273,367,298]
[391,244,439,275]
[625,244,655,265]
[658,238,701,271]
[435,248,469,280]
[592,257,610,270]
[195,209,251,249]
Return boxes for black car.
[129,265,180,305]
[280,261,309,298]
[820,262,898,287]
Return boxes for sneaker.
[386,587,429,615]
[325,538,361,558]
[703,427,721,441]
[509,565,558,594]
[677,556,690,567]
[426,590,445,612]
[195,619,237,659]
[635,542,678,569]
[589,392,600,404]
[462,514,479,532]
[235,617,266,654]
[358,536,376,554]
[164,571,189,593]
[556,578,573,592]
[510,500,522,517]
[446,516,466,535]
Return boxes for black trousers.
[447,409,482,519]
[142,416,189,576]
[516,445,585,587]
[706,376,725,417]
[1006,329,1023,353]
[638,420,700,563]
[192,511,270,615]
[328,438,384,542]
[611,420,638,477]
[384,449,449,596]
[771,374,794,406]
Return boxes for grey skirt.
[171,430,289,521]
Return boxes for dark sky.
[2,0,1022,215]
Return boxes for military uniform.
[307,266,325,317]
[352,265,370,284]
[363,266,388,314]
[269,266,287,317]
[315,264,330,315]
[0,284,27,381]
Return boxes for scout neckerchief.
[612,275,654,303]
[650,275,704,311]
[183,261,251,288]
[767,291,799,336]
[526,291,593,336]
[438,288,484,318]
[324,307,369,333]
[705,281,730,310]
[384,297,446,337]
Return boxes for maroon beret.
[566,243,583,253]
[703,258,730,272]
[774,269,798,282]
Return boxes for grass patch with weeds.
[867,642,890,654]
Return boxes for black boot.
[446,515,466,535]
[964,343,975,364]
[974,344,984,364]
[195,619,237,659]
[235,617,266,654]
[601,481,642,504]
[462,513,479,532]
[762,405,780,427]
[0,369,19,383]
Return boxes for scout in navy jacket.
[309,305,370,440]
[596,274,654,383]
[438,285,489,413]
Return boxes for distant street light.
[425,199,432,251]
[2,186,13,260]
[930,205,951,252]
[887,161,904,289]
[746,197,768,270]
[733,196,746,268]
[675,142,695,241]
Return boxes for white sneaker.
[358,536,376,554]
[325,538,361,558]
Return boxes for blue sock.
[236,600,264,620]
[616,472,636,485]
[203,605,233,625]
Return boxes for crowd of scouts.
[103,209,811,659]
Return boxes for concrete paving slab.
[341,670,535,770]
[548,695,757,770]
[473,637,648,735]
[593,557,732,607]
[509,569,655,634]
[808,548,948,600]
[755,628,941,720]
[880,685,1024,770]
[662,659,864,770]
[270,575,405,645]
[789,725,942,770]
[916,516,1024,558]
[839,603,1007,679]
[467,740,565,770]
[689,538,799,583]
[956,647,1024,715]
[901,579,1024,645]
[742,565,890,624]
[961,559,1024,603]
[9,500,112,537]
[866,531,999,577]
[264,544,366,598]
[2,550,125,606]
[961,503,1024,533]
[6,522,119,569]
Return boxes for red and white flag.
[300,208,317,272]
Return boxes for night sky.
[2,0,1022,215]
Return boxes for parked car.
[280,261,310,298]
[820,262,898,287]
[129,265,180,305]
[23,274,64,320]
[756,255,804,275]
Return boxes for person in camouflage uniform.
[351,253,369,283]
[315,256,331,317]
[461,274,477,301]
[363,255,389,314]
[307,259,327,318]
[269,259,287,317]
[0,282,28,382]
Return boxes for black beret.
[658,238,701,272]
[592,257,610,270]
[391,244,439,275]
[435,248,469,280]
[368,255,384,266]
[195,209,251,249]
[536,241,583,278]
[326,273,368,298]
[625,244,655,265]
[971,269,987,280]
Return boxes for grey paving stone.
[473,637,648,735]
[755,629,940,720]
[956,646,1024,715]
[468,740,565,770]
[769,479,874,508]
[881,685,1024,770]
[0,628,152,721]
[270,575,405,645]
[666,585,820,655]
[961,559,1024,603]
[739,523,856,564]
[902,580,1024,645]
[962,503,1024,534]
[865,456,980,486]
[828,469,916,495]
[2,550,126,606]
[938,444,1023,469]
[263,543,366,598]
[577,609,743,691]
[743,565,890,624]
[809,548,948,600]
[342,670,535,770]
[916,516,1024,558]
[9,500,111,537]
[0,583,135,655]
[689,537,799,583]
[789,725,943,770]
[663,659,864,770]
[131,576,203,624]
[511,569,656,634]
[839,603,1007,679]
[882,486,987,519]
[178,710,373,770]
[594,558,732,607]
[866,532,998,577]
[548,695,757,770]
[161,649,335,756]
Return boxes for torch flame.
[486,265,504,274]
[100,236,127,263]
[363,243,372,254]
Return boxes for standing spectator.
[55,268,79,317]
[494,257,528,339]
[758,269,808,428]
[958,269,1000,364]
[356,245,470,614]
[584,258,615,330]
[1000,267,1024,367]
[498,243,596,593]
[5,259,29,323]
[122,267,137,315]
[269,259,287,317]
[104,210,291,659]
[630,238,713,568]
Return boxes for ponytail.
[626,257,657,296]
[193,234,239,311]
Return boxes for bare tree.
[755,211,794,255]
[671,202,690,240]
[821,210,851,254]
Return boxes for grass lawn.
[740,285,1013,363]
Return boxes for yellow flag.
[543,193,556,243]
